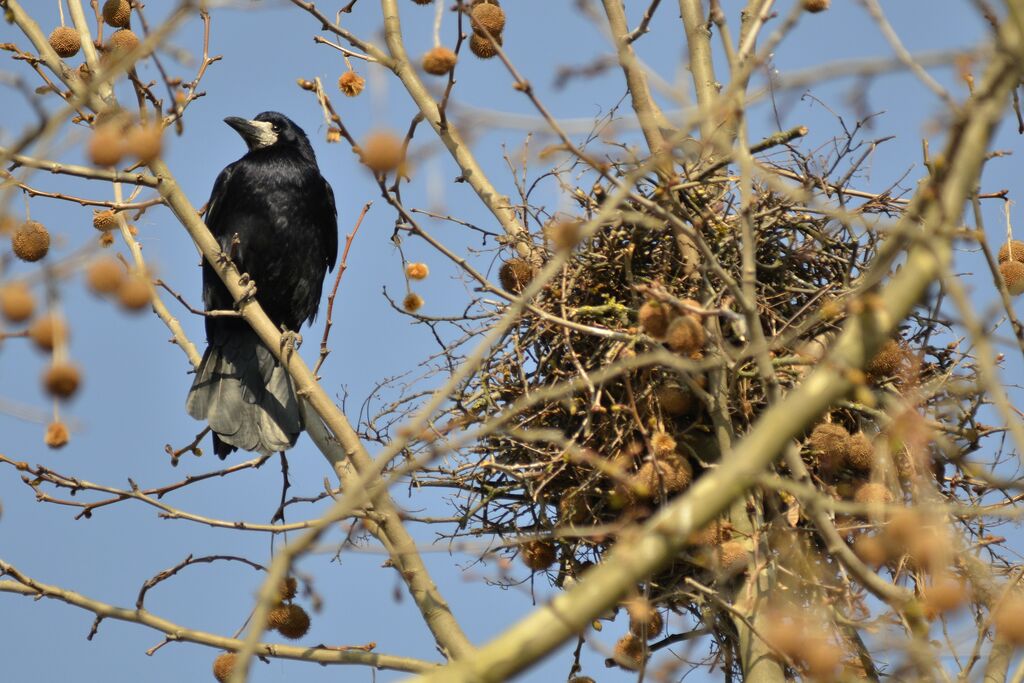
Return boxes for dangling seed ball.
[625,598,663,640]
[807,422,850,474]
[631,456,692,498]
[410,0,433,4]
[338,71,365,97]
[999,261,1024,296]
[44,362,81,398]
[102,0,132,27]
[498,258,534,294]
[469,33,501,59]
[86,257,125,295]
[649,431,676,457]
[212,652,236,683]
[470,3,506,35]
[117,274,151,311]
[866,339,906,379]
[0,282,35,322]
[923,573,967,615]
[716,539,750,574]
[49,27,81,58]
[359,131,404,174]
[543,219,581,252]
[520,540,557,570]
[92,209,119,232]
[664,315,704,354]
[613,633,645,670]
[277,576,298,602]
[845,432,874,472]
[107,29,139,55]
[44,421,70,449]
[126,123,163,163]
[656,385,695,416]
[998,240,1024,264]
[406,262,429,280]
[637,301,670,338]
[403,292,424,313]
[89,124,126,167]
[29,314,67,351]
[802,0,830,11]
[853,482,894,506]
[267,603,310,639]
[11,221,51,262]
[422,47,457,76]
[851,533,887,568]
[994,596,1024,644]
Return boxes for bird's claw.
[234,276,257,309]
[280,328,302,359]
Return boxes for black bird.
[186,112,337,458]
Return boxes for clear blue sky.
[0,1,1016,681]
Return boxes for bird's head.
[224,111,313,156]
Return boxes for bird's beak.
[224,116,277,150]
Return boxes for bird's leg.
[229,232,242,263]
[279,325,302,361]
[234,273,258,309]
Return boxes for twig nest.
[49,27,81,58]
[92,209,119,232]
[866,339,906,379]
[994,595,1024,644]
[802,0,830,11]
[638,300,670,338]
[844,432,874,472]
[358,131,404,174]
[664,315,704,354]
[715,540,750,574]
[469,33,501,59]
[338,70,365,97]
[402,292,425,313]
[86,258,125,296]
[421,47,457,76]
[999,261,1024,296]
[520,540,557,570]
[29,314,67,351]
[470,3,506,35]
[126,123,163,163]
[0,282,35,322]
[102,0,132,27]
[630,455,692,498]
[117,274,151,311]
[88,123,126,167]
[625,598,663,639]
[998,239,1024,263]
[11,221,51,262]
[612,633,645,670]
[852,482,893,506]
[44,421,70,448]
[406,262,429,280]
[267,604,310,639]
[498,258,534,294]
[212,652,237,683]
[44,362,81,398]
[106,28,139,55]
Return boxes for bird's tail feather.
[186,327,302,458]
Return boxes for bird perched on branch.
[186,111,337,458]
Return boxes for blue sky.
[0,1,1018,681]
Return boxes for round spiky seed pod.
[613,633,645,671]
[808,422,850,473]
[568,678,596,683]
[107,28,139,55]
[625,598,663,640]
[638,300,670,338]
[359,131,404,174]
[0,282,35,322]
[664,315,704,354]
[469,32,501,59]
[853,482,894,506]
[999,261,1024,296]
[212,652,237,683]
[866,339,906,379]
[716,540,750,574]
[86,257,125,296]
[923,574,967,616]
[406,262,429,280]
[44,362,81,398]
[126,123,163,163]
[994,596,1024,644]
[403,292,424,313]
[650,431,676,457]
[422,47,457,76]
[544,219,581,252]
[99,231,115,248]
[49,27,81,58]
[801,637,843,680]
[686,519,730,547]
[498,258,534,293]
[338,70,365,97]
[520,540,557,570]
[656,385,695,416]
[845,432,874,472]
[630,456,692,498]
[11,221,50,262]
[852,533,887,568]
[557,495,587,525]
[44,421,70,449]
[802,0,830,11]
[278,576,298,602]
[103,0,132,27]
[92,209,119,232]
[29,314,67,351]
[268,604,310,639]
[998,240,1024,263]
[470,3,506,35]
[117,274,151,311]
[88,124,126,166]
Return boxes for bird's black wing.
[322,176,338,273]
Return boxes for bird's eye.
[271,124,281,133]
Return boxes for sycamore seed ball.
[403,292,424,313]
[924,574,967,615]
[338,71,365,97]
[406,262,429,280]
[808,422,850,474]
[212,652,237,683]
[630,456,692,498]
[650,431,676,457]
[103,0,132,27]
[470,3,506,35]
[107,29,140,55]
[999,261,1024,296]
[802,0,830,11]
[498,258,534,294]
[0,282,35,322]
[359,131,404,174]
[93,209,119,232]
[469,33,501,59]
[520,540,557,570]
[44,362,81,399]
[994,596,1024,644]
[117,274,150,311]
[29,314,67,351]
[278,576,298,602]
[44,420,70,449]
[853,482,894,506]
[86,257,125,295]
[613,633,645,670]
[866,339,905,378]
[89,124,126,167]
[422,47,457,76]
[268,604,310,640]
[656,385,694,416]
[638,300,670,338]
[998,240,1024,264]
[664,315,704,354]
[625,599,663,640]
[716,540,750,574]
[49,27,81,58]
[11,221,50,262]
[845,432,875,472]
[127,123,163,163]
